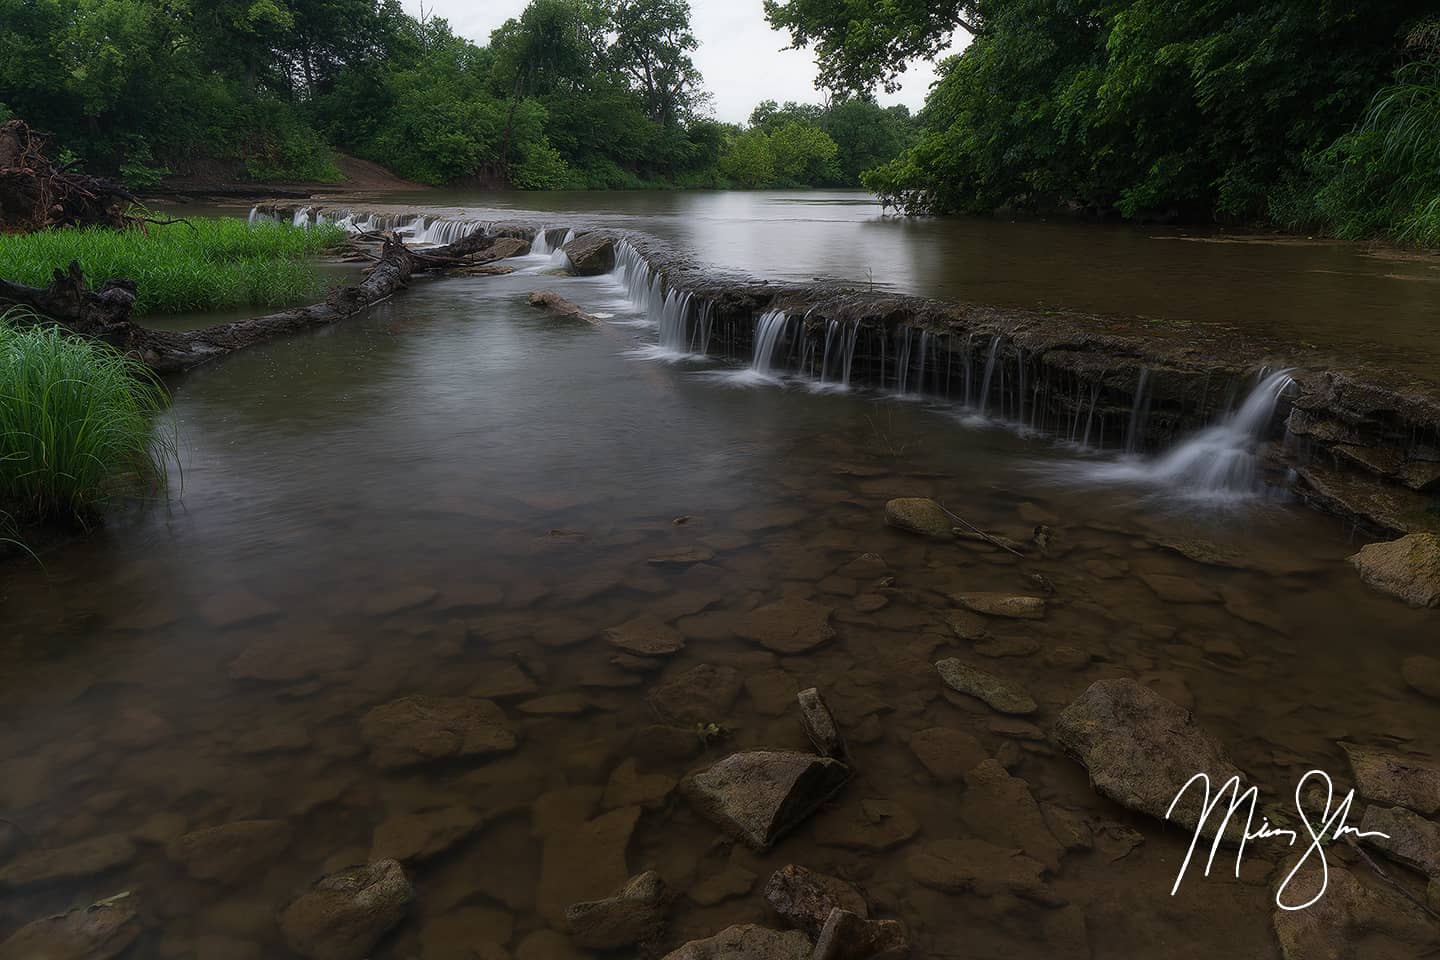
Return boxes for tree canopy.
[769,0,1440,243]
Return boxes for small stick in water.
[936,501,1027,558]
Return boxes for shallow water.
[2,237,1438,958]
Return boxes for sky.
[403,0,967,124]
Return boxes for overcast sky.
[404,0,967,123]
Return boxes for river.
[1,192,1436,958]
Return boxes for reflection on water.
[1,232,1437,958]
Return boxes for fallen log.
[1,234,416,374]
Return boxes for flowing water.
[2,194,1439,958]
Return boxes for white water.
[1071,370,1295,501]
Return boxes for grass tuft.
[0,310,177,526]
[0,218,348,315]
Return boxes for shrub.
[0,312,176,526]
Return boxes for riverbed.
[1,200,1437,958]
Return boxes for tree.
[609,0,705,127]
[767,120,838,183]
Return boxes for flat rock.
[1053,679,1244,838]
[360,696,516,769]
[934,658,1036,715]
[1361,805,1440,877]
[1272,859,1438,959]
[745,669,800,716]
[908,727,988,783]
[370,806,481,862]
[537,806,642,926]
[959,760,1062,870]
[1342,743,1440,815]
[812,908,907,960]
[740,598,835,654]
[603,758,676,810]
[884,498,952,538]
[906,836,1047,897]
[233,724,311,755]
[169,820,292,884]
[1403,656,1440,699]
[0,896,141,960]
[280,859,413,960]
[197,588,278,628]
[648,548,715,567]
[659,924,812,960]
[1138,573,1220,604]
[647,664,743,725]
[952,593,1046,620]
[470,662,539,700]
[0,834,136,890]
[763,865,867,936]
[812,797,918,852]
[797,687,847,760]
[228,631,360,683]
[1349,534,1440,607]
[682,750,851,850]
[606,617,685,657]
[564,870,666,949]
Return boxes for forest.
[767,0,1440,244]
[0,0,916,191]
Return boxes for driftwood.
[0,121,136,233]
[0,225,530,373]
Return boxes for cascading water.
[1125,368,1151,453]
[531,227,554,256]
[658,290,694,351]
[1074,369,1295,500]
[751,311,789,374]
[976,338,1001,416]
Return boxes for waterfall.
[291,206,311,228]
[1125,368,1151,453]
[752,311,789,373]
[531,227,553,256]
[611,241,664,321]
[1075,370,1295,499]
[658,290,693,351]
[977,338,1001,415]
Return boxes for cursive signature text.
[1166,769,1389,910]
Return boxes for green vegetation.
[768,1,1440,245]
[0,0,912,191]
[0,218,348,315]
[0,311,175,526]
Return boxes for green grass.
[0,311,177,527]
[0,217,349,315]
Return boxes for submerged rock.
[659,924,812,960]
[1341,743,1440,815]
[952,593,1046,620]
[740,598,836,654]
[1360,805,1440,877]
[934,658,1037,715]
[606,617,685,657]
[811,908,908,960]
[564,870,667,949]
[813,797,919,852]
[1053,679,1244,838]
[884,498,952,538]
[280,859,413,960]
[0,895,141,960]
[1402,656,1440,699]
[537,806,642,926]
[907,727,988,783]
[169,819,292,884]
[562,233,616,274]
[796,687,847,761]
[763,865,868,936]
[1271,859,1438,959]
[369,806,481,862]
[1348,533,1440,607]
[647,664,743,725]
[0,834,136,890]
[682,750,851,850]
[959,759,1063,870]
[360,696,516,769]
[906,836,1047,898]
